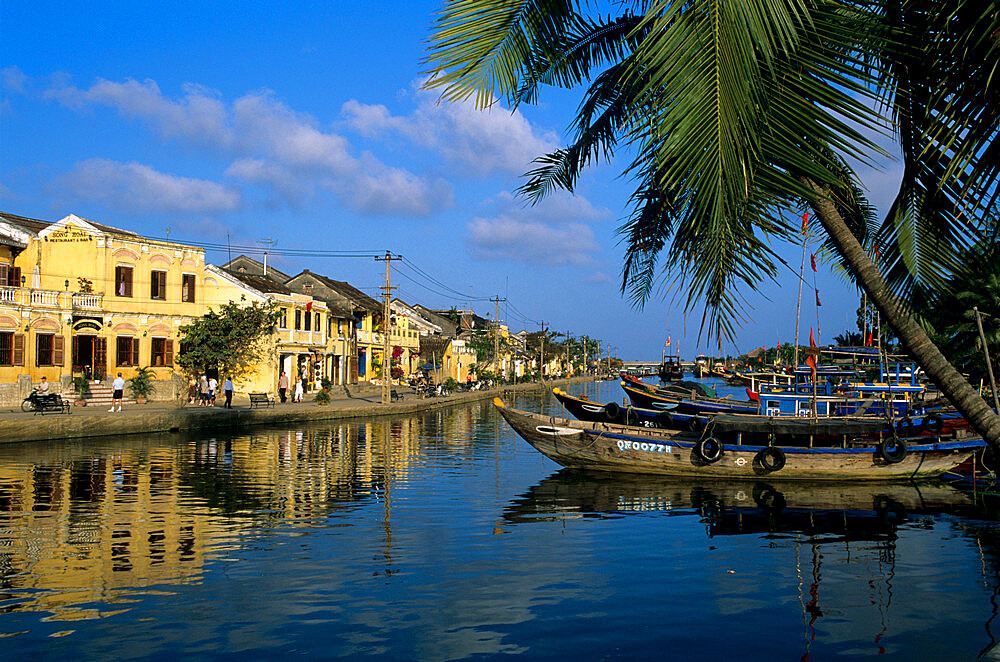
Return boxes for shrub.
[314,388,331,405]
[129,367,155,399]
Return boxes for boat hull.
[495,400,983,481]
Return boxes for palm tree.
[423,0,1000,447]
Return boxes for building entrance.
[72,335,106,380]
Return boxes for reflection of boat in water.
[502,469,977,529]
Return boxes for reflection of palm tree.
[424,2,1000,447]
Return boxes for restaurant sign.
[45,225,94,243]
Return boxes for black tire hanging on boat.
[687,416,705,433]
[656,411,674,429]
[604,401,620,421]
[694,437,724,463]
[922,413,944,434]
[619,408,639,426]
[754,446,786,472]
[878,438,908,464]
[896,416,915,437]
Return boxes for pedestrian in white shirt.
[110,372,125,412]
[208,377,218,406]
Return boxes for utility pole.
[565,330,570,376]
[538,320,546,381]
[258,237,277,277]
[583,335,588,376]
[491,296,506,380]
[375,252,403,404]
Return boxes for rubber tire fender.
[878,438,908,464]
[922,413,944,434]
[656,411,674,429]
[755,446,786,472]
[896,417,915,437]
[604,401,620,421]
[687,416,705,433]
[694,437,724,463]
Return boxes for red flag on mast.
[810,254,817,272]
[801,212,809,235]
[815,290,821,307]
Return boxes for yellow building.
[1,211,206,404]
[204,265,329,396]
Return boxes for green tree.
[424,0,1000,447]
[176,299,281,380]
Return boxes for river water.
[1,378,998,660]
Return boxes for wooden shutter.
[53,335,64,366]
[72,335,80,369]
[165,339,174,366]
[0,264,7,285]
[95,337,106,375]
[132,338,140,366]
[12,333,24,366]
[10,266,21,287]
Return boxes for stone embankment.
[0,378,597,444]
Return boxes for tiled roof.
[0,210,142,239]
[291,269,381,313]
[223,268,292,295]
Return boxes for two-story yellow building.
[204,265,329,396]
[1,211,206,404]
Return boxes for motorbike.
[21,388,58,412]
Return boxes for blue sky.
[0,2,901,360]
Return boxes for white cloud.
[46,78,231,147]
[342,85,559,176]
[465,190,609,266]
[44,77,449,216]
[1,66,28,94]
[58,159,242,215]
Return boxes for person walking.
[109,372,125,412]
[293,375,304,403]
[208,376,218,406]
[223,376,234,408]
[278,370,289,403]
[199,374,209,406]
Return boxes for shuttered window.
[36,333,62,366]
[181,274,196,302]
[151,337,174,366]
[151,270,167,300]
[116,336,139,366]
[115,266,133,297]
[0,331,12,366]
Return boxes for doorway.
[72,335,106,380]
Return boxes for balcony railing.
[72,293,102,309]
[0,287,16,304]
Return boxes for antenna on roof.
[258,237,277,276]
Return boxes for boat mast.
[794,213,809,368]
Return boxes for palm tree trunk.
[801,177,1000,451]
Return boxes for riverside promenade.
[0,378,594,444]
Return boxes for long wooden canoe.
[494,398,984,480]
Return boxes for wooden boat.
[552,387,704,430]
[622,381,758,415]
[493,398,985,480]
[619,372,717,398]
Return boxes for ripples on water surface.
[2,379,999,660]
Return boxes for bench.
[248,392,275,409]
[35,395,71,415]
[390,389,402,402]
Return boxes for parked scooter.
[21,388,57,412]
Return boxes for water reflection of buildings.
[0,409,480,621]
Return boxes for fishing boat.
[622,381,759,415]
[552,387,704,430]
[493,398,985,480]
[619,371,717,398]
